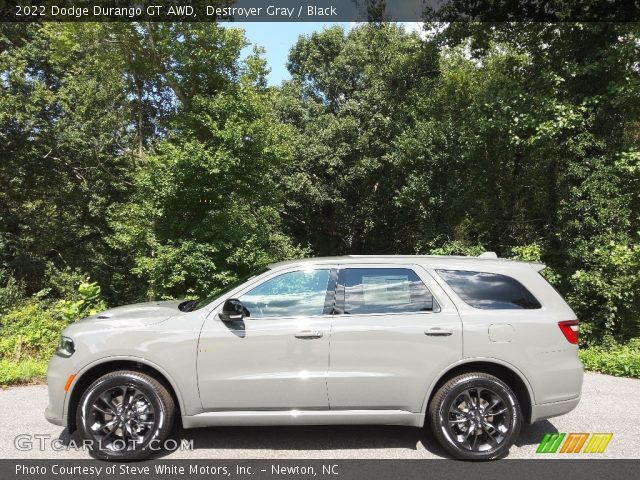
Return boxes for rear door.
[326,264,462,412]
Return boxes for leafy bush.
[44,265,94,299]
[0,278,106,366]
[55,281,107,323]
[0,300,64,360]
[568,243,640,346]
[0,271,25,316]
[426,241,486,257]
[579,339,640,378]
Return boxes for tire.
[428,372,522,461]
[76,370,175,461]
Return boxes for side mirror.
[219,298,249,322]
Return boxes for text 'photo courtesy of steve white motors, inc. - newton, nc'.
[14,463,337,477]
[15,4,339,19]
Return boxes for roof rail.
[478,251,498,259]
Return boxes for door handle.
[425,328,453,337]
[294,330,323,339]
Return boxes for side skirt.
[182,409,422,429]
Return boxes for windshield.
[179,267,270,312]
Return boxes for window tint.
[239,269,331,318]
[437,270,541,309]
[343,268,436,315]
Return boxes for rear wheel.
[428,372,522,460]
[76,370,175,461]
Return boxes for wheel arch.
[65,356,185,432]
[420,358,535,425]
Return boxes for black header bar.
[1,0,640,22]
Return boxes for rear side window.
[437,270,541,310]
[342,268,437,315]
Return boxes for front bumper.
[44,355,74,428]
[44,404,66,427]
[530,394,581,423]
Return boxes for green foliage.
[108,66,307,300]
[44,265,92,299]
[509,244,542,263]
[579,339,640,378]
[427,241,486,257]
[55,281,107,323]
[0,271,25,316]
[278,24,437,254]
[1,22,639,376]
[0,278,106,361]
[0,358,48,385]
[568,242,640,344]
[0,301,63,360]
[0,24,134,298]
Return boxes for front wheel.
[428,372,522,460]
[76,370,175,461]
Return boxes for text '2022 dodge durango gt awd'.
[46,254,583,460]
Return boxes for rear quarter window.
[437,270,541,310]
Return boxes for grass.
[0,358,48,386]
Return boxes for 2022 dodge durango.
[46,254,583,461]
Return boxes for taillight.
[558,320,579,344]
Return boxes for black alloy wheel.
[429,372,522,460]
[76,370,175,461]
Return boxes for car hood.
[77,300,185,328]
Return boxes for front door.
[197,267,336,411]
[327,264,462,412]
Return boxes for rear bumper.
[530,394,581,423]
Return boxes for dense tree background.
[1,22,638,356]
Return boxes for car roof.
[268,254,545,271]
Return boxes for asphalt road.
[1,372,637,459]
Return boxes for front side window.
[437,270,541,309]
[239,269,331,318]
[342,268,437,315]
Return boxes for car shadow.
[515,420,558,447]
[56,420,557,460]
[158,424,451,459]
[57,428,74,445]
[56,424,448,459]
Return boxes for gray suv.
[46,254,583,460]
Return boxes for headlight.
[55,336,75,358]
